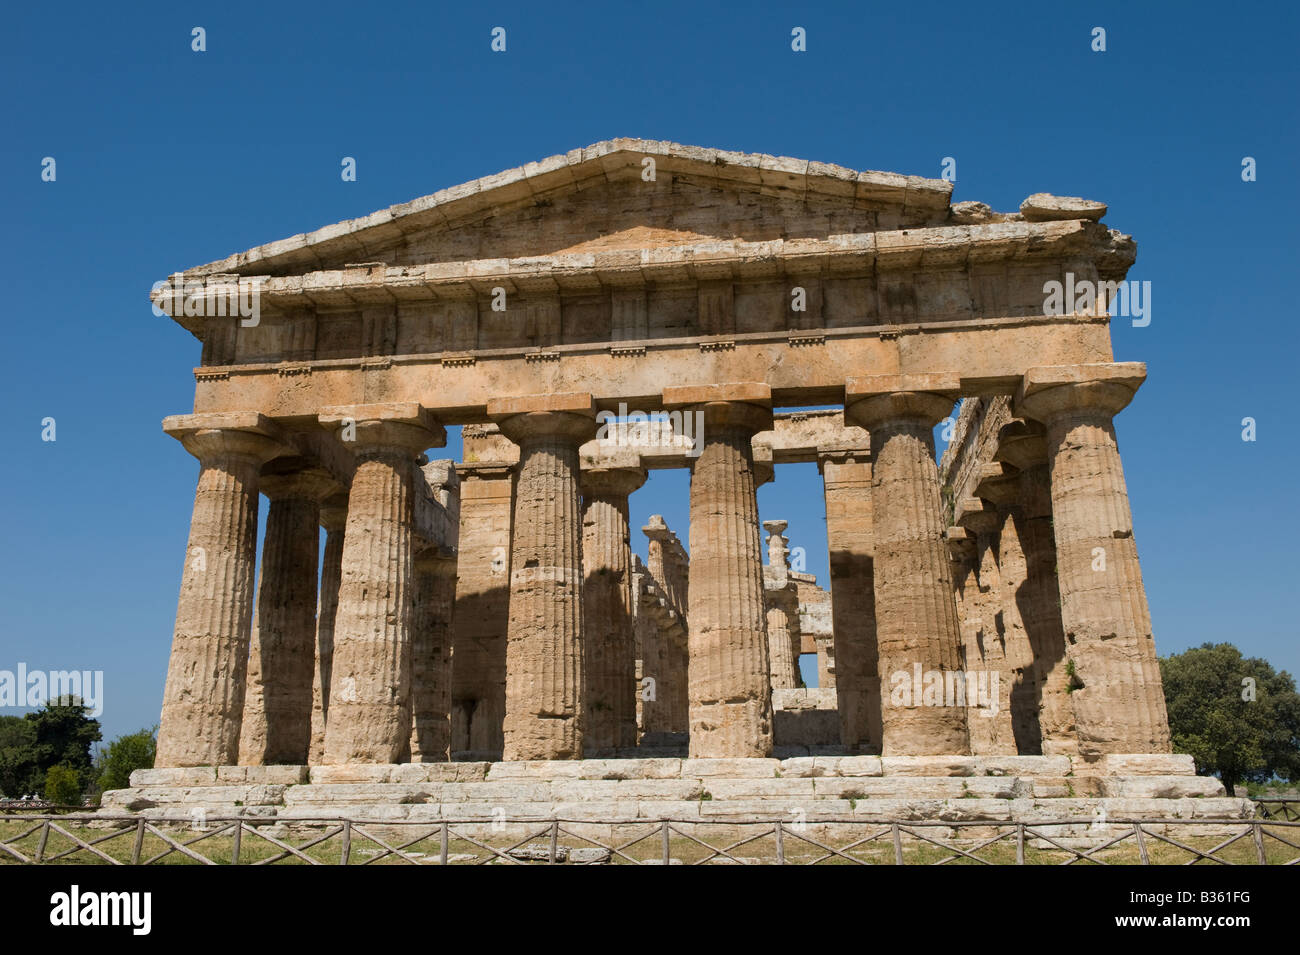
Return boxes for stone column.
[239,467,335,765]
[309,495,348,764]
[762,521,801,691]
[449,452,515,759]
[410,551,456,762]
[319,403,444,764]
[819,448,879,752]
[1015,363,1171,755]
[665,383,774,759]
[846,375,970,756]
[953,493,1019,755]
[990,419,1078,755]
[489,393,598,761]
[156,413,287,768]
[580,457,647,756]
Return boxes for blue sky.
[1,1,1296,743]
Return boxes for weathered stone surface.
[667,391,775,758]
[846,379,969,756]
[157,419,288,767]
[492,401,598,760]
[580,464,645,755]
[1019,193,1107,222]
[1016,365,1171,756]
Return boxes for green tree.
[26,697,101,791]
[94,727,157,793]
[1161,643,1300,795]
[43,764,83,806]
[0,716,38,796]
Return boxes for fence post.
[131,818,145,865]
[1133,823,1150,865]
[892,823,903,866]
[35,820,50,864]
[548,820,559,864]
[340,820,352,866]
[1016,824,1025,865]
[440,821,449,866]
[774,821,785,866]
[1253,822,1267,865]
[661,820,670,865]
[231,821,242,865]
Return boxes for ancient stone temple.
[120,140,1232,827]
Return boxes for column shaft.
[679,399,774,758]
[157,424,283,768]
[309,507,346,764]
[848,382,970,756]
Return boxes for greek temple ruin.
[116,140,1247,826]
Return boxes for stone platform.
[101,754,1251,837]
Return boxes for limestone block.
[550,779,706,802]
[974,756,1072,777]
[216,765,309,785]
[1090,753,1197,776]
[283,784,435,806]
[1097,776,1225,799]
[880,756,980,777]
[681,758,781,778]
[699,778,817,799]
[1019,193,1107,222]
[439,782,553,804]
[129,768,220,787]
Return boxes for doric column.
[239,467,336,765]
[309,495,348,764]
[156,413,287,768]
[1015,363,1171,755]
[846,375,970,756]
[665,383,774,759]
[410,550,456,762]
[762,520,801,690]
[994,422,1078,755]
[579,455,647,756]
[489,393,598,761]
[319,403,444,764]
[953,492,1019,755]
[819,448,879,751]
[449,448,516,759]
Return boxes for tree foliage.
[94,727,157,792]
[1161,643,1300,795]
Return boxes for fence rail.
[2,814,1298,865]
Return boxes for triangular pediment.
[183,140,953,279]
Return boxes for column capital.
[580,464,647,499]
[319,403,445,454]
[163,412,290,463]
[319,493,349,532]
[259,465,339,503]
[663,382,773,435]
[993,419,1048,470]
[844,373,960,431]
[1014,362,1146,423]
[488,392,597,445]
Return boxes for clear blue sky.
[2,1,1295,743]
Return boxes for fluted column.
[490,394,597,761]
[580,462,647,756]
[309,495,347,764]
[763,520,801,691]
[846,375,970,756]
[1015,363,1171,756]
[156,414,287,768]
[819,449,879,752]
[665,384,774,758]
[239,468,335,764]
[410,552,456,762]
[319,404,444,764]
